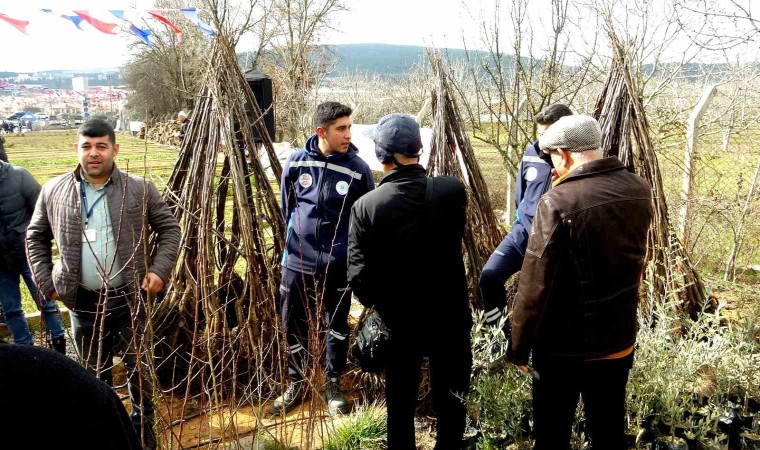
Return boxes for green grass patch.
[324,402,387,450]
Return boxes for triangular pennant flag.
[146,10,182,34]
[73,10,118,35]
[147,10,183,44]
[67,15,84,30]
[0,13,30,35]
[128,23,152,46]
[41,9,84,30]
[180,8,215,36]
[110,10,152,46]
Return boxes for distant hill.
[237,43,512,77]
[325,43,510,76]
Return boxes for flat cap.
[539,114,601,153]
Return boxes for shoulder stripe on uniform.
[522,155,549,165]
[326,163,363,180]
[290,160,326,169]
[289,160,364,180]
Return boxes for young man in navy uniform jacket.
[271,102,374,415]
[479,104,573,328]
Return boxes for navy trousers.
[279,267,352,381]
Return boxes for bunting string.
[0,8,214,46]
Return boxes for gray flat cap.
[373,113,423,157]
[539,114,601,153]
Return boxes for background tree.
[122,1,210,121]
[258,0,347,144]
[456,0,602,220]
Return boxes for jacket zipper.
[314,163,328,270]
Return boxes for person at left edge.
[26,119,181,450]
[271,101,375,416]
[0,158,66,352]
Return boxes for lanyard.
[80,181,108,227]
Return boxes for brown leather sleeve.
[508,196,564,365]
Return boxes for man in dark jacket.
[0,160,66,351]
[479,104,572,328]
[272,101,374,416]
[27,119,181,450]
[507,115,653,449]
[348,114,471,450]
[0,343,142,450]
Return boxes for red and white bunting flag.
[0,13,30,35]
[73,10,118,35]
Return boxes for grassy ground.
[5,130,179,186]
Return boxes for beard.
[82,160,113,179]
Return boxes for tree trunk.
[724,157,760,281]
[679,85,717,249]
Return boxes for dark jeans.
[385,323,472,450]
[478,237,524,313]
[532,352,634,450]
[279,267,352,381]
[0,260,65,344]
[69,286,155,444]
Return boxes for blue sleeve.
[513,160,525,214]
[516,169,551,234]
[363,165,375,193]
[505,145,552,257]
[280,154,294,223]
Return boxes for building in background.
[72,76,88,92]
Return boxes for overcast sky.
[0,1,757,73]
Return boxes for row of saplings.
[463,302,760,450]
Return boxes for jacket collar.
[379,163,426,186]
[555,156,626,187]
[74,163,122,187]
[304,133,359,162]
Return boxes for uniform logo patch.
[336,180,349,195]
[299,173,313,188]
[525,166,538,182]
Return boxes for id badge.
[83,228,97,242]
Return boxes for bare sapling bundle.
[594,22,707,318]
[153,31,287,416]
[427,50,504,309]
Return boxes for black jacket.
[348,164,469,335]
[179,118,190,140]
[0,135,7,162]
[0,161,40,270]
[0,343,142,449]
[508,157,653,364]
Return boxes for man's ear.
[316,126,325,139]
[558,149,571,167]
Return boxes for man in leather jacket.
[507,115,653,449]
[348,114,471,450]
